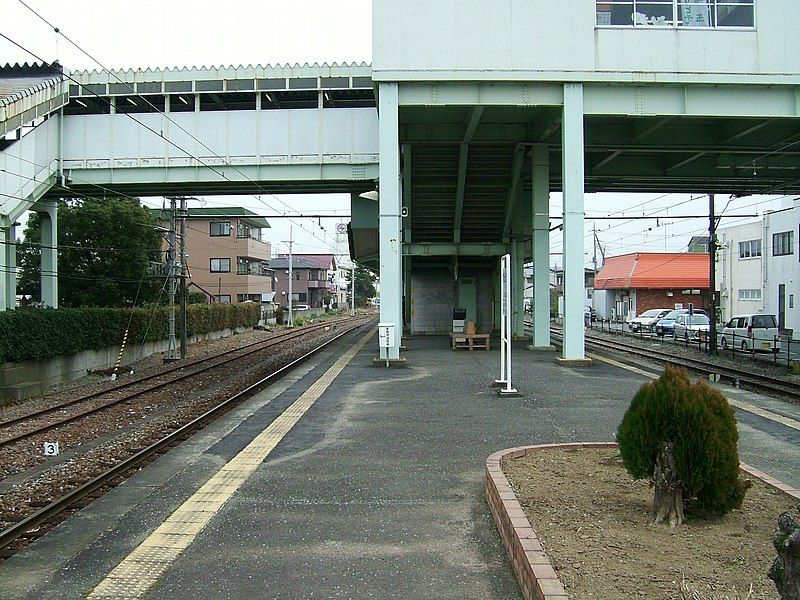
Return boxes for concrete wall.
[764,203,799,335]
[410,266,495,335]
[0,326,251,400]
[373,0,799,83]
[717,221,764,322]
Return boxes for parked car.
[655,308,712,337]
[629,308,672,333]
[720,314,780,353]
[672,313,711,341]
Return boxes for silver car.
[672,313,710,341]
[629,308,672,333]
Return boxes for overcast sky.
[2,0,793,265]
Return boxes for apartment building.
[271,257,332,309]
[717,199,799,334]
[151,207,273,304]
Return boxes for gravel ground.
[0,316,373,540]
[504,447,792,599]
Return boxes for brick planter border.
[485,442,800,600]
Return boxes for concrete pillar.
[402,144,412,330]
[0,221,17,310]
[531,144,551,348]
[378,83,402,361]
[560,83,586,362]
[511,239,525,338]
[39,199,58,308]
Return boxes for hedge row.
[0,303,261,364]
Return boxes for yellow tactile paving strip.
[588,352,800,431]
[87,327,376,600]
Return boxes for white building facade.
[717,199,800,335]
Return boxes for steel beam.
[666,152,708,173]
[632,117,671,141]
[722,119,774,143]
[561,83,586,362]
[453,106,484,244]
[404,242,510,256]
[591,150,622,172]
[502,145,526,240]
[378,83,402,360]
[0,221,16,311]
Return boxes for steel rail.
[545,327,800,402]
[0,319,373,553]
[0,318,352,433]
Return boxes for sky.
[2,0,794,265]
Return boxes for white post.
[495,258,507,386]
[561,83,587,362]
[531,144,551,349]
[39,199,58,308]
[378,82,402,361]
[495,254,519,395]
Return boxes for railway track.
[0,318,355,449]
[0,318,374,556]
[547,326,800,402]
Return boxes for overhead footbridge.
[0,62,378,309]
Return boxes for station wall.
[373,0,799,83]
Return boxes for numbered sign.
[43,441,60,456]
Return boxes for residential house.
[271,257,332,309]
[717,199,799,335]
[548,266,595,318]
[151,207,273,304]
[593,252,710,321]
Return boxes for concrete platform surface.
[1,329,798,599]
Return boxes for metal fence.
[575,317,798,370]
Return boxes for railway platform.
[1,327,798,599]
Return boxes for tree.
[18,198,163,307]
[617,366,748,528]
[345,262,377,307]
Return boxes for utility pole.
[178,196,188,359]
[592,221,598,275]
[165,196,178,361]
[708,193,718,355]
[350,263,355,316]
[283,226,294,327]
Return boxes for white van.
[720,314,780,353]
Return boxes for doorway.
[458,278,477,324]
[778,284,786,331]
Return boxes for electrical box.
[378,322,395,348]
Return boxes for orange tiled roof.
[594,253,709,290]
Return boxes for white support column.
[39,199,58,308]
[0,221,16,310]
[531,144,551,349]
[402,144,412,330]
[511,239,525,339]
[378,83,402,361]
[560,83,587,362]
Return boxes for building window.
[237,257,269,276]
[596,1,754,28]
[738,239,761,259]
[214,295,231,304]
[210,258,231,272]
[738,289,761,301]
[210,221,231,236]
[773,231,794,257]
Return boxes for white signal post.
[494,254,520,396]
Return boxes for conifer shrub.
[617,365,748,518]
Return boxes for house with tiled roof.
[593,252,710,321]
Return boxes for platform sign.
[378,322,395,348]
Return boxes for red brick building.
[593,253,710,320]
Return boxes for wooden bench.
[451,333,491,351]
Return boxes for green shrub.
[617,365,747,515]
[0,303,261,364]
